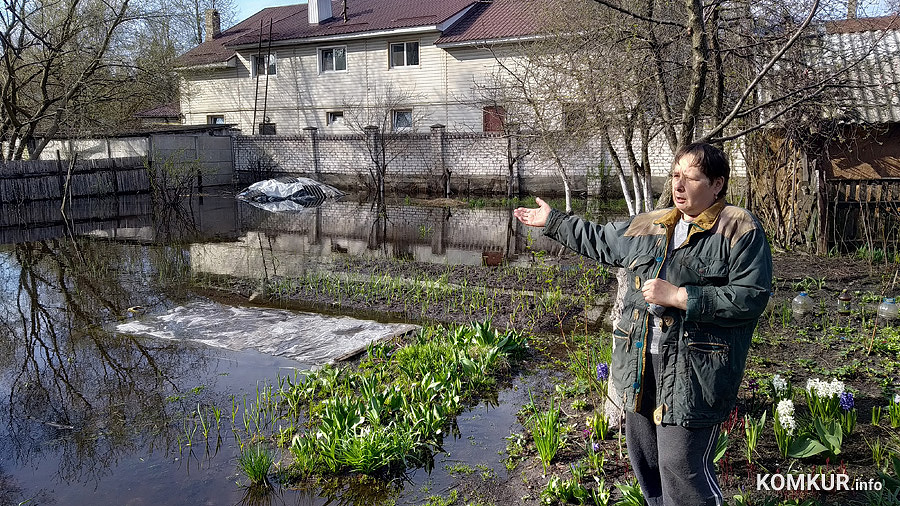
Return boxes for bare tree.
[343,84,431,201]
[488,0,887,209]
[154,0,237,51]
[484,44,600,213]
[0,0,137,160]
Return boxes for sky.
[234,0,303,20]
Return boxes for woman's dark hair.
[672,142,730,198]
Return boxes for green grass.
[283,322,528,478]
[238,444,274,487]
[530,394,561,473]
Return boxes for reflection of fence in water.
[828,179,900,254]
[0,195,153,245]
[235,201,565,262]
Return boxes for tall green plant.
[744,412,765,462]
[530,393,561,473]
[238,444,273,488]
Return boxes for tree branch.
[704,0,821,140]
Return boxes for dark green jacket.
[543,199,772,427]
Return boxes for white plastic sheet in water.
[236,177,344,213]
[115,300,417,365]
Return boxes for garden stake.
[867,315,880,355]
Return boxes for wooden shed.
[746,16,900,255]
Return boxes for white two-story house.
[175,0,543,136]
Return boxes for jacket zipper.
[635,223,673,415]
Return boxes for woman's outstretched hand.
[513,197,551,227]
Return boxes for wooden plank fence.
[826,178,900,251]
[829,178,900,204]
[0,156,149,203]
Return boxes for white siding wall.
[181,35,747,179]
[180,32,504,135]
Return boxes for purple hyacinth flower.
[596,363,609,382]
[592,442,600,452]
[840,391,854,411]
[748,378,759,393]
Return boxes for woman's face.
[671,154,724,221]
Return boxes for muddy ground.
[204,251,900,505]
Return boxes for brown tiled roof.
[226,0,476,46]
[827,15,900,34]
[435,0,545,45]
[176,6,304,68]
[176,0,483,68]
[134,102,181,119]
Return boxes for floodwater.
[0,192,616,505]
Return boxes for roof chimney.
[205,9,221,40]
[309,0,332,25]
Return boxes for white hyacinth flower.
[828,379,845,398]
[894,394,900,405]
[806,378,843,399]
[806,378,822,395]
[777,399,796,435]
[772,374,787,395]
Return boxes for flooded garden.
[1,190,899,506]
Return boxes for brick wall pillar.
[304,126,319,176]
[430,124,448,196]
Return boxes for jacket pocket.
[613,321,633,340]
[628,254,661,278]
[678,256,729,286]
[684,330,738,413]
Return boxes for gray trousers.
[625,353,723,506]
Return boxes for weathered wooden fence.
[826,178,900,253]
[746,133,821,250]
[0,156,149,203]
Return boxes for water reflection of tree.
[0,466,52,506]
[0,238,211,486]
[152,193,203,245]
[367,200,388,253]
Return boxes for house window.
[326,111,344,126]
[392,110,413,131]
[207,115,225,125]
[483,106,506,132]
[252,54,276,76]
[319,47,347,72]
[390,42,419,67]
[259,122,277,135]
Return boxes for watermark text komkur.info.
[757,473,883,492]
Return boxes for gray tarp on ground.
[115,300,417,365]
[236,177,344,213]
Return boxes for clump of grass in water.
[529,392,561,473]
[238,444,274,488]
[281,321,529,479]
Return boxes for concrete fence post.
[304,126,319,176]
[430,124,448,196]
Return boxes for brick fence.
[233,126,620,195]
[232,128,748,196]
